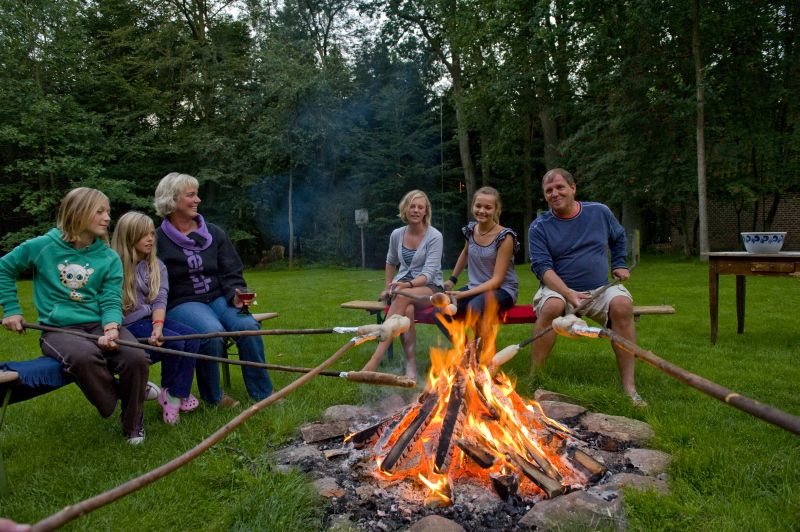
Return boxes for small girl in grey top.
[437,186,519,342]
[361,190,443,380]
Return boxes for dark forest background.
[1,0,797,267]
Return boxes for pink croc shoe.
[158,388,180,425]
[179,393,199,412]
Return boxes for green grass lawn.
[1,256,798,530]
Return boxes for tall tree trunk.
[451,64,477,213]
[480,131,490,186]
[693,0,709,260]
[288,165,294,269]
[522,112,536,263]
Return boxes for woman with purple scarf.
[153,172,272,408]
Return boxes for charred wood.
[490,470,519,501]
[507,452,564,499]
[380,393,440,472]
[571,448,607,480]
[434,373,467,474]
[454,438,496,469]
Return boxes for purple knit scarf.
[160,215,214,251]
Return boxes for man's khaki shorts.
[532,284,633,327]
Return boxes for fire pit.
[273,312,670,530]
[351,337,599,505]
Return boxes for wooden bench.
[340,300,675,325]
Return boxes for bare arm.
[451,235,513,300]
[541,269,588,308]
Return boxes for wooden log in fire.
[489,470,519,501]
[380,392,441,472]
[507,451,564,499]
[570,448,607,480]
[454,438,496,469]
[433,373,467,474]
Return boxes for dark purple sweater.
[156,215,246,309]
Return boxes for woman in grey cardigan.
[361,190,443,379]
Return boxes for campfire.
[346,308,606,506]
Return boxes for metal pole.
[360,225,365,268]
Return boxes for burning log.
[454,438,496,469]
[507,451,564,499]
[380,392,441,472]
[490,470,519,501]
[433,373,467,474]
[570,448,607,480]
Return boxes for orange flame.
[369,302,587,502]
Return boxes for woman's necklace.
[478,222,497,236]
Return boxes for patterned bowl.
[741,232,786,253]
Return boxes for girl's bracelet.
[449,275,458,284]
[152,319,165,325]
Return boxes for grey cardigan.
[386,225,444,288]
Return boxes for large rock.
[534,389,584,405]
[272,443,323,468]
[606,472,670,495]
[580,413,654,449]
[376,393,410,416]
[539,400,587,420]
[519,490,625,531]
[324,404,374,422]
[623,448,671,475]
[408,515,466,532]
[300,420,352,443]
[313,477,345,498]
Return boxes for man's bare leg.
[531,297,566,369]
[608,295,643,405]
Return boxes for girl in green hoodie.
[0,188,150,444]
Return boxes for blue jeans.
[166,296,273,403]
[126,318,198,398]
[433,288,515,341]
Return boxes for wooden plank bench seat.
[340,300,675,325]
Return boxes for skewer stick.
[21,322,414,388]
[554,320,800,436]
[31,336,366,531]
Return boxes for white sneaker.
[145,381,161,401]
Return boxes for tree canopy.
[1,0,797,262]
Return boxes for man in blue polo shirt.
[528,168,644,406]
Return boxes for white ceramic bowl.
[741,232,786,253]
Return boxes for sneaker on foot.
[216,394,240,409]
[145,381,161,401]
[629,392,648,408]
[126,413,145,445]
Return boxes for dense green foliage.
[0,1,798,262]
[1,258,798,529]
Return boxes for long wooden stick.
[145,327,344,342]
[599,328,800,435]
[21,322,414,388]
[31,337,363,531]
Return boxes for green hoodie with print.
[0,228,123,327]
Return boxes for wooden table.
[707,252,800,344]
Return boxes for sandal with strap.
[179,393,200,412]
[158,388,181,425]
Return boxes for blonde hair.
[56,188,110,244]
[398,189,432,226]
[472,186,502,223]
[111,211,161,314]
[153,172,199,217]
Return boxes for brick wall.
[708,193,800,251]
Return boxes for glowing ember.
[362,305,597,504]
